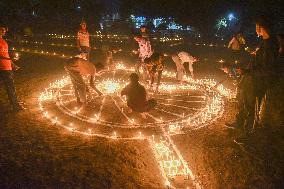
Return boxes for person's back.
[121,82,147,112]
[65,54,105,75]
[228,36,240,51]
[178,51,195,64]
[121,73,156,117]
[139,38,152,59]
[255,36,278,72]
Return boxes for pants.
[0,70,20,109]
[183,62,194,78]
[127,99,157,113]
[135,58,148,81]
[236,74,255,135]
[252,73,271,127]
[231,50,241,62]
[64,65,87,103]
[79,46,91,60]
[150,69,162,87]
[176,69,185,81]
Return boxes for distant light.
[99,23,104,30]
[77,6,81,9]
[228,13,235,21]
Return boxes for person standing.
[228,16,279,139]
[0,24,24,112]
[77,20,90,60]
[134,35,153,81]
[252,16,279,128]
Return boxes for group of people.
[225,16,283,140]
[2,16,282,128]
[0,19,203,118]
[68,23,200,118]
[134,25,198,92]
[65,22,157,118]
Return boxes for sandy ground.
[0,43,284,189]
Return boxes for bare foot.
[140,112,147,119]
[76,97,83,106]
[155,88,160,93]
[128,109,133,114]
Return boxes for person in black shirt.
[252,16,279,128]
[121,73,156,119]
[227,16,279,137]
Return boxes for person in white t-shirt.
[134,35,153,81]
[177,51,198,79]
[77,20,90,60]
[172,54,185,82]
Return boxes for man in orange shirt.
[0,24,24,112]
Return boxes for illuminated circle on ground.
[39,64,235,139]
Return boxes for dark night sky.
[0,0,283,33]
[120,0,284,30]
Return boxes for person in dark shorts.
[121,73,156,119]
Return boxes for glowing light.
[228,13,236,21]
[14,34,238,188]
[97,80,121,94]
[33,50,235,188]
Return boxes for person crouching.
[121,73,157,119]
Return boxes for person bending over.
[144,52,165,92]
[64,54,104,106]
[121,73,156,119]
[172,54,186,83]
[177,51,198,79]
